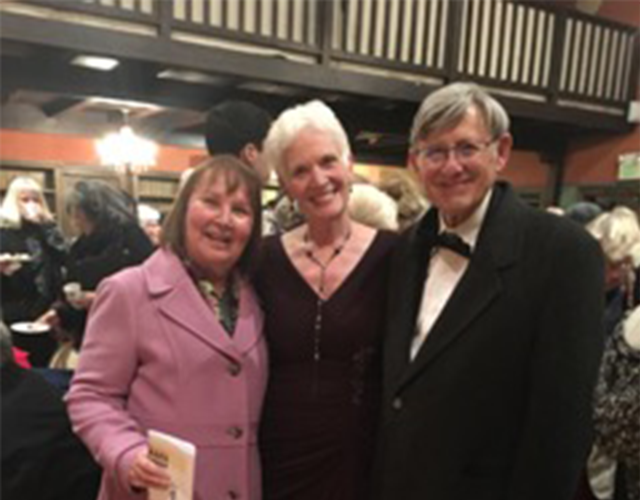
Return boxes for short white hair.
[263,100,351,181]
[587,206,640,263]
[0,176,53,229]
[348,183,399,231]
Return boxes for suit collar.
[142,249,263,360]
[393,181,524,390]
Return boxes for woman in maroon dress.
[256,100,397,500]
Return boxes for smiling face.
[281,127,352,222]
[184,174,254,283]
[411,106,512,227]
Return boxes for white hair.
[263,100,351,181]
[587,206,640,263]
[0,176,53,229]
[137,204,161,224]
[348,183,399,231]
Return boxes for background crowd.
[1,84,638,500]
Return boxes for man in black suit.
[373,83,604,500]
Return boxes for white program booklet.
[147,429,197,500]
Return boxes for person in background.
[0,176,66,325]
[377,172,429,232]
[348,183,399,232]
[66,156,268,500]
[257,100,397,500]
[205,100,273,184]
[593,303,640,500]
[581,207,640,500]
[567,202,604,227]
[587,207,640,336]
[373,82,604,500]
[137,203,162,247]
[206,99,302,236]
[1,321,100,500]
[46,180,153,349]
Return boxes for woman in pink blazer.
[67,156,268,500]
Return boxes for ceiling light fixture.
[157,69,229,85]
[96,111,157,175]
[71,55,120,71]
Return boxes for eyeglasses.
[413,140,496,168]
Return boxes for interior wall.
[563,0,640,195]
[500,150,549,189]
[1,128,553,194]
[0,129,201,173]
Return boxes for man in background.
[205,99,286,234]
[205,100,273,184]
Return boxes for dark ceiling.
[0,9,629,167]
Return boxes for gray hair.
[565,202,603,227]
[587,206,640,263]
[410,82,510,145]
[0,176,54,229]
[66,180,137,228]
[263,100,351,181]
[0,322,15,366]
[348,183,399,231]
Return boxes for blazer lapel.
[385,210,438,387]
[143,249,237,358]
[395,182,522,391]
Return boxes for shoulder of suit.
[517,202,598,249]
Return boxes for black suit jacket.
[373,182,604,500]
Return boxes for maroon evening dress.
[256,231,397,500]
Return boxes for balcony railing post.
[317,0,335,67]
[157,0,172,39]
[443,0,464,83]
[627,31,640,102]
[547,8,567,105]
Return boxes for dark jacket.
[1,363,100,500]
[0,221,66,324]
[373,182,605,500]
[55,221,153,346]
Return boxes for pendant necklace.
[304,225,352,363]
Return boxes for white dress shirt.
[410,190,492,360]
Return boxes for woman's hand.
[65,291,96,310]
[37,309,59,329]
[0,260,22,276]
[128,449,172,491]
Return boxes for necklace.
[303,225,352,363]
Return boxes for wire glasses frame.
[413,139,497,169]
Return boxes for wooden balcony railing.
[14,0,640,115]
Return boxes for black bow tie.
[433,231,472,258]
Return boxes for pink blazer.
[66,249,268,500]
